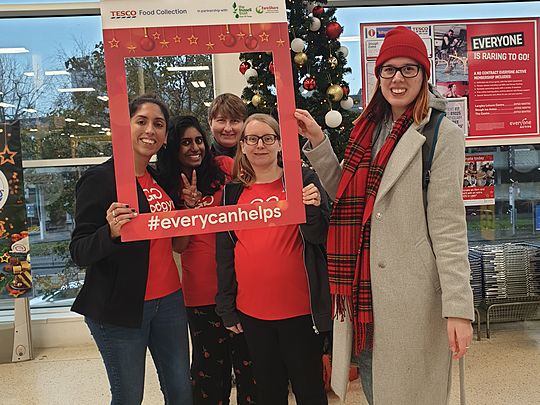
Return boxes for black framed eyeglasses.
[242,134,279,146]
[379,64,421,79]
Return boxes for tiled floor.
[1,321,539,405]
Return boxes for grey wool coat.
[303,93,474,405]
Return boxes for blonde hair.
[232,113,281,186]
[359,68,429,125]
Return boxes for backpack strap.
[421,110,445,211]
[422,110,445,190]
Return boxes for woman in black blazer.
[70,95,192,405]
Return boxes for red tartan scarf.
[327,107,414,354]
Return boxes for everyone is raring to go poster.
[360,18,540,147]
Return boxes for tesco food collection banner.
[100,0,303,241]
[360,18,540,146]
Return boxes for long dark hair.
[157,116,226,198]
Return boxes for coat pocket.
[414,238,442,292]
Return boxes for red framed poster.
[360,18,540,147]
[100,0,303,241]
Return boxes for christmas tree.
[239,0,356,159]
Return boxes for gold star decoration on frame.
[188,35,199,45]
[152,31,161,40]
[0,145,16,165]
[259,32,270,42]
[206,41,215,50]
[276,38,285,47]
[218,33,226,41]
[237,32,246,39]
[127,44,137,54]
[108,38,120,48]
[160,40,170,48]
[173,35,182,43]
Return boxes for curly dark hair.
[157,115,226,199]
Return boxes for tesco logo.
[110,10,137,19]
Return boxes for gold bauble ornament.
[326,84,344,102]
[294,52,308,67]
[328,56,338,69]
[251,93,263,107]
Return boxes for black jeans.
[239,312,327,405]
[186,305,257,405]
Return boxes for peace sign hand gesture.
[181,169,202,209]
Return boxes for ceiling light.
[0,102,15,108]
[91,124,101,128]
[204,102,211,107]
[198,81,206,88]
[29,128,38,132]
[58,88,95,93]
[0,47,29,54]
[191,81,200,88]
[24,72,35,77]
[102,127,110,131]
[22,108,37,113]
[69,134,75,138]
[166,66,210,72]
[77,122,90,127]
[97,95,109,101]
[45,70,69,76]
[65,118,76,122]
[106,131,111,136]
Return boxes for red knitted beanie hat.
[375,26,430,78]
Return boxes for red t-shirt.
[137,171,181,301]
[181,156,233,307]
[235,177,310,320]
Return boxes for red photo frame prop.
[102,23,304,242]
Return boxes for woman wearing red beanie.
[294,26,474,404]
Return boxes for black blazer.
[70,159,172,328]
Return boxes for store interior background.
[0,1,539,404]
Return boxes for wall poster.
[0,121,32,299]
[360,18,540,146]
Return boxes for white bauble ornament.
[310,17,321,32]
[244,68,258,80]
[291,38,305,53]
[325,110,342,128]
[337,46,349,58]
[340,97,354,110]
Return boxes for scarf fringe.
[331,294,353,322]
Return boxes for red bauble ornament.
[239,61,251,75]
[245,35,258,50]
[312,6,324,17]
[268,62,275,75]
[223,33,237,47]
[341,85,350,97]
[303,77,316,91]
[326,22,343,40]
[140,36,155,51]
